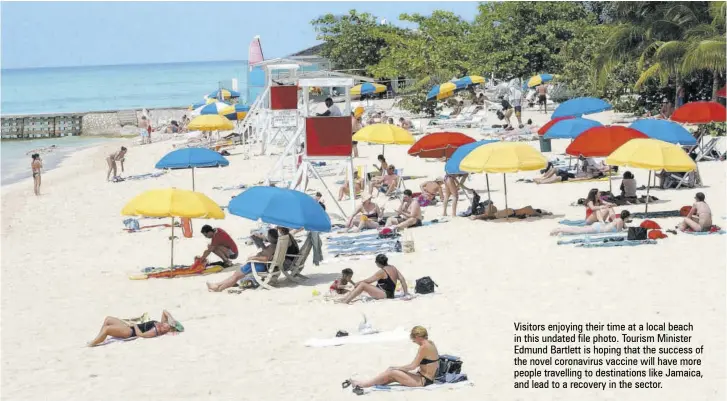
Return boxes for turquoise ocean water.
[1,60,248,185]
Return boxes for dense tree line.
[311,2,725,115]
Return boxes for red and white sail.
[248,35,264,68]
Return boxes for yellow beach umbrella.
[351,83,387,96]
[187,114,234,131]
[122,188,225,267]
[460,142,547,210]
[353,123,415,156]
[606,138,696,212]
[427,82,458,101]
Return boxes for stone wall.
[81,107,188,137]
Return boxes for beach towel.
[96,336,138,347]
[113,171,166,182]
[559,219,588,226]
[631,210,681,219]
[557,233,627,245]
[213,184,248,191]
[131,260,228,280]
[577,240,657,248]
[683,226,725,235]
[367,380,473,393]
[304,328,408,348]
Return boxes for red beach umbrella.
[408,132,475,159]
[538,116,575,136]
[565,126,648,157]
[671,101,727,124]
[716,86,726,98]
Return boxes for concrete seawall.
[1,107,189,140]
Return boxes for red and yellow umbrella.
[538,116,574,136]
[671,101,726,124]
[408,132,475,159]
[566,126,648,157]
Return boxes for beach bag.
[415,276,438,294]
[123,218,140,231]
[627,227,647,241]
[496,110,505,120]
[436,355,463,380]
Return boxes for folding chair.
[280,232,318,284]
[248,234,290,290]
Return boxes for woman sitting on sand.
[585,188,616,224]
[619,171,637,199]
[551,210,630,236]
[87,310,182,346]
[342,195,382,233]
[342,326,439,394]
[336,254,409,304]
[338,170,363,201]
[206,229,278,292]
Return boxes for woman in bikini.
[442,173,468,216]
[343,195,382,233]
[337,254,408,304]
[87,310,182,346]
[343,326,439,394]
[585,188,616,224]
[31,153,42,196]
[551,210,630,236]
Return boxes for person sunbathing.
[343,195,382,233]
[336,254,408,304]
[469,201,498,220]
[87,310,182,347]
[551,210,631,236]
[343,326,439,394]
[386,190,423,230]
[338,170,363,200]
[579,155,611,177]
[678,192,713,232]
[206,229,277,292]
[419,178,444,204]
[585,188,616,224]
[369,165,399,196]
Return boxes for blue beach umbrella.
[228,186,332,232]
[552,97,612,118]
[207,89,241,100]
[156,148,229,190]
[629,119,697,146]
[445,139,498,202]
[193,101,231,116]
[544,118,602,139]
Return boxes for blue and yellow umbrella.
[207,89,241,100]
[454,75,486,90]
[351,83,387,96]
[527,73,555,88]
[189,97,217,110]
[220,104,251,121]
[426,82,457,101]
[193,101,231,116]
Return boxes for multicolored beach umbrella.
[351,83,387,96]
[207,89,241,100]
[189,97,217,110]
[426,82,457,101]
[527,73,554,88]
[192,101,231,116]
[220,104,251,121]
[454,75,486,89]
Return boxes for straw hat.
[362,194,373,203]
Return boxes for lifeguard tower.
[261,64,301,155]
[266,77,356,217]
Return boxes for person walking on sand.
[678,192,712,232]
[106,146,127,181]
[536,83,548,114]
[31,153,42,196]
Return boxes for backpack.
[436,355,463,380]
[415,276,438,294]
[627,227,647,241]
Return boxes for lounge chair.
[280,232,318,284]
[249,234,290,290]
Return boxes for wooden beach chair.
[249,234,290,290]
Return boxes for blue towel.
[578,240,657,248]
[557,233,626,245]
[559,219,587,226]
[683,230,725,235]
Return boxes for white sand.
[1,104,725,400]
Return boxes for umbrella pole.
[645,171,652,214]
[192,167,196,191]
[170,217,175,268]
[382,144,385,157]
[503,174,508,211]
[485,174,491,203]
[609,173,612,194]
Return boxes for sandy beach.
[1,103,725,401]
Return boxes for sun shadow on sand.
[275,272,340,288]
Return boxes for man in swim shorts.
[199,225,238,267]
[537,84,548,113]
[385,190,423,230]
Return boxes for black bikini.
[129,320,158,338]
[376,268,396,299]
[419,357,438,386]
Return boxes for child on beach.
[31,153,42,196]
[330,268,355,295]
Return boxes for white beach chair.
[280,232,318,283]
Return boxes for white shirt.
[327,104,342,117]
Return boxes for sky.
[1,1,479,69]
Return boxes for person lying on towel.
[342,326,439,394]
[199,225,239,267]
[336,254,409,304]
[87,310,183,347]
[678,192,713,232]
[385,190,423,230]
[551,210,631,236]
[369,165,399,197]
[206,229,277,292]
